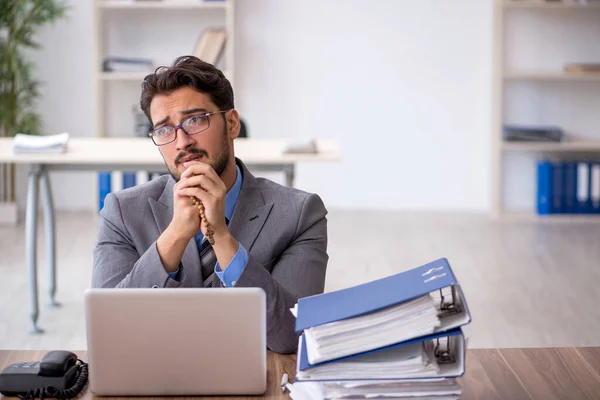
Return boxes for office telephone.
[0,351,88,399]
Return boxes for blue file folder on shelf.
[296,328,466,382]
[536,161,552,215]
[98,172,111,212]
[294,258,471,365]
[536,160,600,215]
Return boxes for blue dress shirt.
[168,165,248,287]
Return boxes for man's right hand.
[156,179,203,273]
[169,178,203,241]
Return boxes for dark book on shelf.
[503,125,564,142]
[102,57,154,73]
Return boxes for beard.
[166,127,230,182]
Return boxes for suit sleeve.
[92,193,186,289]
[227,193,329,354]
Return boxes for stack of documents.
[12,133,69,154]
[288,379,461,400]
[288,258,471,400]
[301,294,441,365]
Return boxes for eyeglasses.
[148,110,229,146]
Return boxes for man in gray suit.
[92,56,329,354]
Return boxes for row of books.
[287,258,471,400]
[537,160,600,215]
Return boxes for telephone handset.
[0,351,88,399]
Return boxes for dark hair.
[140,55,234,123]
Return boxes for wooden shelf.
[100,69,231,81]
[98,1,228,10]
[99,72,148,81]
[504,70,600,81]
[502,141,600,152]
[497,211,600,222]
[504,0,600,9]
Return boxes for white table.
[0,137,341,333]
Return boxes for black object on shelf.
[503,124,565,142]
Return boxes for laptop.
[84,287,267,396]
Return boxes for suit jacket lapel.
[228,160,273,253]
[205,161,273,288]
[149,176,201,285]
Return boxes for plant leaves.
[0,0,69,137]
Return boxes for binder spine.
[551,161,563,214]
[537,160,552,215]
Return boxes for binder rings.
[294,258,470,365]
[295,328,466,382]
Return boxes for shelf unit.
[493,0,600,217]
[93,0,235,138]
[504,70,600,81]
[503,0,600,9]
[502,141,600,152]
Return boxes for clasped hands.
[171,162,229,243]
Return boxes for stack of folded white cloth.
[12,133,69,154]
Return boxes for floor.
[1,210,599,350]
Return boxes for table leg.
[26,165,43,334]
[284,165,295,187]
[40,168,59,308]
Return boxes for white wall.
[16,0,96,212]
[17,0,495,213]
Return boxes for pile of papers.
[296,339,440,381]
[12,133,69,154]
[288,379,462,400]
[288,258,472,400]
[302,294,441,364]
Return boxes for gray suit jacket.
[92,158,328,354]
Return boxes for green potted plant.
[0,0,68,224]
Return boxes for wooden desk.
[0,350,295,400]
[0,137,341,334]
[1,348,599,399]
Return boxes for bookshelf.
[93,0,235,139]
[493,0,600,217]
[92,0,235,207]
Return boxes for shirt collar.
[225,165,243,222]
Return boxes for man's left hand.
[177,162,228,240]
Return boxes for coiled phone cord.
[18,360,88,399]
